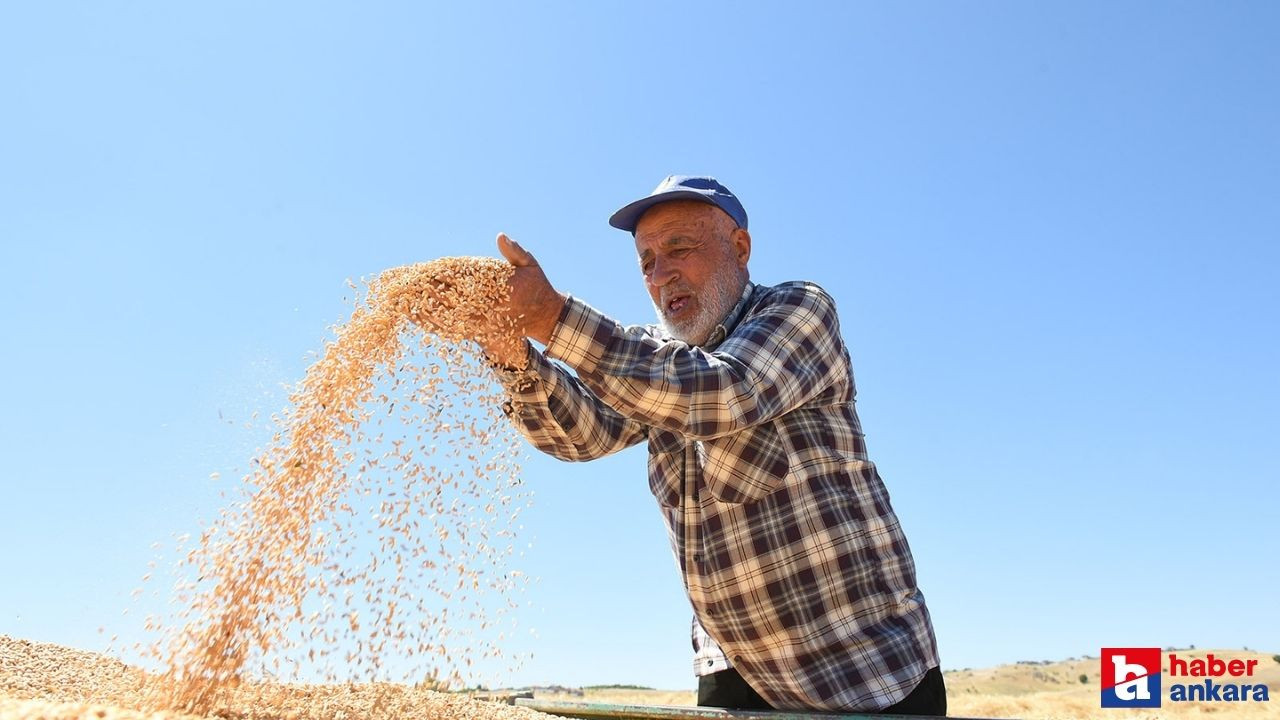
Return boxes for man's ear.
[731,227,752,269]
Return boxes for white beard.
[653,269,745,346]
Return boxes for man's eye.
[672,248,691,257]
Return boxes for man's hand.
[409,234,564,369]
[474,233,565,368]
[495,233,565,346]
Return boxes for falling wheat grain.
[134,257,534,716]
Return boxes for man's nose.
[649,256,679,287]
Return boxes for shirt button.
[706,660,715,667]
[692,554,703,564]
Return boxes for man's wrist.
[529,291,568,345]
[483,336,531,371]
[543,295,611,375]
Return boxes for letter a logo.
[1101,648,1162,708]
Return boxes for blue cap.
[608,175,748,232]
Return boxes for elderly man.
[464,176,944,715]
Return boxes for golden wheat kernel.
[21,258,537,720]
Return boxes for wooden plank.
[514,697,996,720]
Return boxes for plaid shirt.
[496,280,940,712]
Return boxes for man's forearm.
[541,284,842,440]
[495,345,648,462]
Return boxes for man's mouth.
[666,294,691,316]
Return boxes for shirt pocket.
[647,429,685,508]
[701,422,790,504]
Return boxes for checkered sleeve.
[544,283,842,438]
[493,339,649,462]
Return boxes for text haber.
[1169,654,1259,677]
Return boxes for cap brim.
[608,190,721,232]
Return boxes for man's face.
[634,200,751,346]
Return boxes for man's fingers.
[497,232,537,267]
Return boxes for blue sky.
[1,1,1277,691]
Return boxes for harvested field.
[944,649,1280,720]
[539,651,1280,719]
[0,635,551,720]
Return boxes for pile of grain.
[111,257,535,716]
[0,635,550,720]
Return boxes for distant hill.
[948,647,1278,694]
[943,647,1278,718]
[533,648,1278,719]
